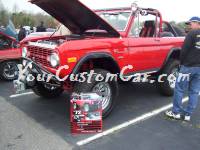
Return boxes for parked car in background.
[24,31,53,38]
[46,28,56,32]
[0,29,21,81]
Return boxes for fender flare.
[160,47,181,71]
[72,52,120,74]
[0,58,21,64]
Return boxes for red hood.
[31,0,120,37]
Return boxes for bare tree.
[0,0,9,26]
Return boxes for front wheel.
[0,61,18,81]
[156,59,180,96]
[73,69,118,118]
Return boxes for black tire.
[74,69,118,118]
[157,59,180,96]
[0,61,18,81]
[32,83,64,98]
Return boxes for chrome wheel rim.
[92,82,111,111]
[3,62,18,79]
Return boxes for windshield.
[99,12,131,31]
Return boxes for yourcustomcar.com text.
[17,63,190,84]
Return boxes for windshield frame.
[97,11,131,32]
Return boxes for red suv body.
[16,0,184,118]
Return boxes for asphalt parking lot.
[0,80,200,150]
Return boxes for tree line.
[0,0,56,29]
[0,0,187,30]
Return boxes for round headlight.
[22,47,27,57]
[50,53,60,67]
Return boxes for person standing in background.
[18,25,26,41]
[36,21,46,32]
[165,17,200,121]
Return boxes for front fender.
[72,52,119,74]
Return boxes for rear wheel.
[74,69,118,118]
[32,83,64,98]
[0,61,18,81]
[157,59,180,96]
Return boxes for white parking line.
[10,92,34,98]
[77,97,190,146]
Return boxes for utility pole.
[0,0,5,11]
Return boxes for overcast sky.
[1,0,199,22]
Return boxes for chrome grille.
[27,45,54,68]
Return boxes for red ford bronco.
[0,30,20,80]
[16,0,184,118]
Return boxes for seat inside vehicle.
[139,20,155,37]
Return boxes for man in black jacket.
[165,16,200,121]
[36,21,46,32]
[18,26,26,41]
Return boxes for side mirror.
[131,3,138,12]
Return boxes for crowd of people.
[18,21,47,41]
[17,20,71,41]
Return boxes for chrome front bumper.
[13,58,61,93]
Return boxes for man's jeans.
[172,65,200,116]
